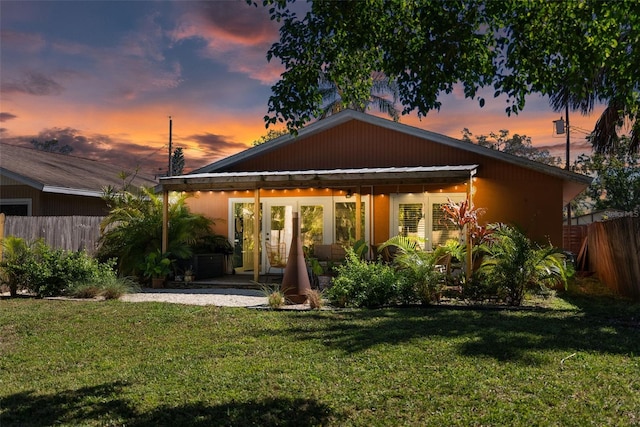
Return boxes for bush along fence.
[0,214,104,257]
[587,216,640,301]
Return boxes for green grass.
[1,294,639,426]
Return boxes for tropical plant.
[378,235,446,305]
[0,236,33,297]
[478,224,569,306]
[140,250,173,280]
[440,198,493,276]
[97,187,214,277]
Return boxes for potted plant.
[183,267,194,283]
[308,257,333,290]
[141,250,172,288]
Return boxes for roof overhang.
[159,165,479,192]
[2,168,106,198]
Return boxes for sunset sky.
[1,1,606,177]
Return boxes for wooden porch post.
[355,186,362,242]
[162,189,169,254]
[0,213,5,260]
[253,188,260,283]
[466,173,474,282]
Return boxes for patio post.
[466,171,475,282]
[162,189,169,254]
[253,188,260,283]
[355,187,362,242]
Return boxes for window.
[0,199,32,216]
[431,202,461,248]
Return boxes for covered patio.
[159,165,478,283]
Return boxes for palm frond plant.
[378,235,446,304]
[97,187,213,277]
[478,224,569,306]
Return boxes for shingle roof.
[0,143,157,197]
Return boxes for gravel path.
[120,288,268,307]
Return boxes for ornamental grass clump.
[306,289,324,309]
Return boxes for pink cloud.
[0,30,46,53]
[171,2,282,84]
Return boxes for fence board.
[588,217,640,301]
[2,216,104,255]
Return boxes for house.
[159,110,591,280]
[0,143,157,216]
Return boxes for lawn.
[1,295,639,426]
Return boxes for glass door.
[231,201,261,272]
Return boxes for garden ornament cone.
[280,212,311,304]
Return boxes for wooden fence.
[0,214,104,256]
[587,216,640,301]
[563,224,588,255]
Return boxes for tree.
[251,128,289,146]
[318,71,399,121]
[171,147,185,175]
[30,139,73,154]
[573,136,640,213]
[461,128,562,166]
[256,0,639,152]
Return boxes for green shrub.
[0,237,135,298]
[326,249,399,308]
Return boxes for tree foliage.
[251,128,289,146]
[573,136,640,213]
[462,128,562,166]
[318,71,399,121]
[171,147,185,175]
[30,139,73,154]
[256,0,639,151]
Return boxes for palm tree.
[549,73,638,155]
[318,71,400,121]
[478,224,569,306]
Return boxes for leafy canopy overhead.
[254,0,639,152]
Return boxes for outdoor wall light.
[345,189,353,198]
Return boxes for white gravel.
[120,288,268,307]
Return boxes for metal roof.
[160,165,479,191]
[192,109,592,189]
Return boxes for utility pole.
[168,116,173,177]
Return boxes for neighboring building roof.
[0,143,157,198]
